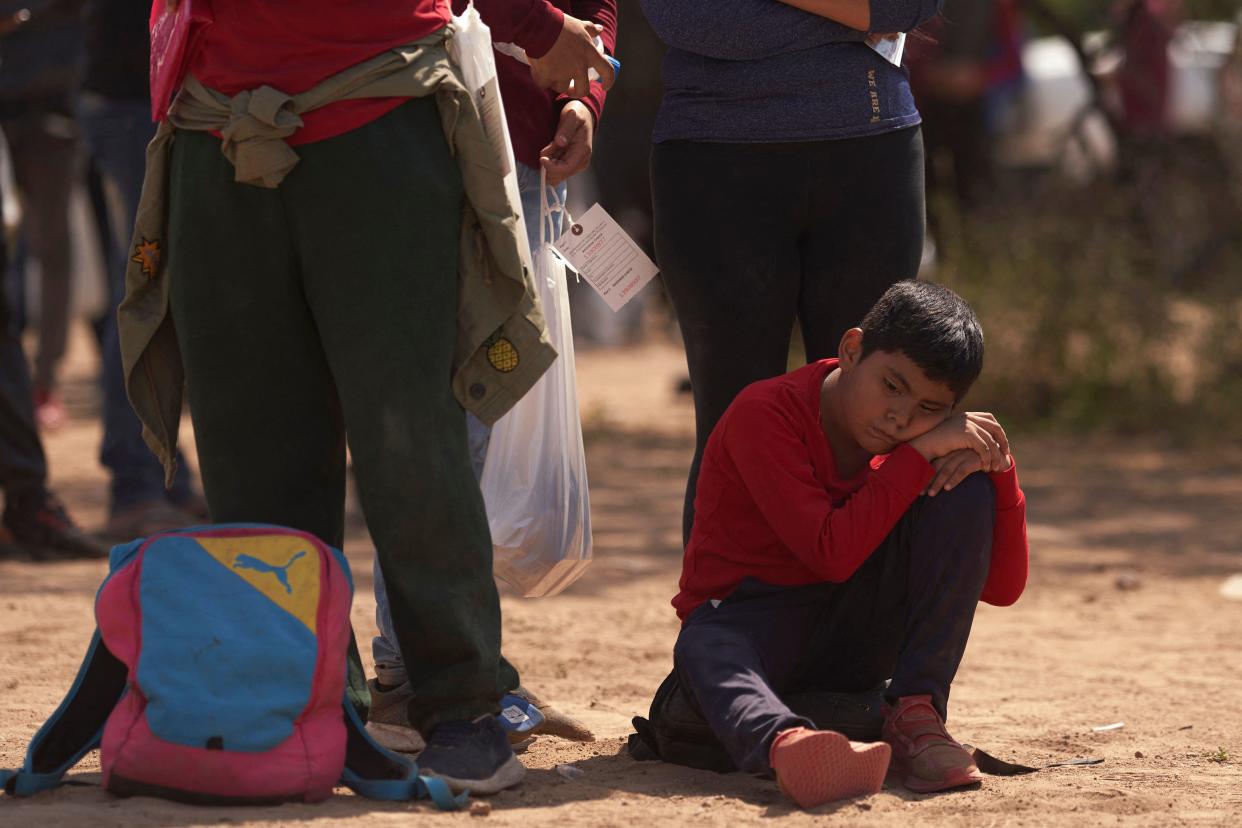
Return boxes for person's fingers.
[538,140,559,167]
[541,157,568,186]
[969,420,1005,471]
[928,460,958,496]
[543,137,589,185]
[558,136,591,177]
[927,450,963,495]
[969,412,1010,456]
[966,430,992,469]
[984,425,1006,470]
[939,467,965,493]
[993,427,1010,458]
[935,452,981,495]
[590,50,615,91]
[945,454,978,491]
[569,66,590,98]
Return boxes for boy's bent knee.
[928,471,994,519]
[913,472,995,571]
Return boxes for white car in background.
[994,19,1239,179]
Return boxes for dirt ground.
[1,332,1240,827]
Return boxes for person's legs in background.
[796,126,926,362]
[76,91,203,537]
[651,141,806,546]
[0,155,106,561]
[3,107,79,430]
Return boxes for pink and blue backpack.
[1,524,460,809]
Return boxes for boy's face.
[837,333,958,456]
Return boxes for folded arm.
[723,396,934,583]
[723,393,1029,603]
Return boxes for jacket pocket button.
[469,383,487,400]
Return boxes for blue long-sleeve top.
[640,0,943,143]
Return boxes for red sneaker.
[881,695,982,793]
[769,727,890,808]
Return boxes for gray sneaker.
[419,716,526,795]
[365,679,425,753]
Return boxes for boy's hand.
[909,411,1011,472]
[540,101,594,185]
[529,15,615,98]
[923,447,1011,496]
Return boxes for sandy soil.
[2,332,1240,827]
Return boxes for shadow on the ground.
[0,777,464,826]
[337,425,692,601]
[1018,441,1242,579]
[478,738,956,817]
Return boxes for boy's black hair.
[858,280,984,400]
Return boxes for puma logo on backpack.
[1,524,460,809]
[233,549,306,593]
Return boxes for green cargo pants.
[166,97,518,734]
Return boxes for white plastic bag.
[447,1,533,271]
[448,2,591,597]
[481,173,593,598]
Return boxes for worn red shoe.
[881,695,982,793]
[769,727,890,808]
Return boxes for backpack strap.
[1,632,127,797]
[337,696,465,810]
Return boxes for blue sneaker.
[418,716,526,794]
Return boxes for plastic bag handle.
[539,166,573,249]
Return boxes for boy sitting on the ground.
[638,281,1028,808]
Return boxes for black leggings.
[651,126,926,544]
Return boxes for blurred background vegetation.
[1043,0,1238,29]
[908,0,1242,442]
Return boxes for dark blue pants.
[0,181,48,498]
[76,92,195,513]
[672,472,994,774]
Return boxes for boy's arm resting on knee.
[723,396,934,583]
[979,458,1028,607]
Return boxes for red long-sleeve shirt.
[673,359,1029,621]
[456,0,616,170]
[186,0,578,146]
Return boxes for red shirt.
[673,359,1029,620]
[187,1,570,146]
[454,0,617,170]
